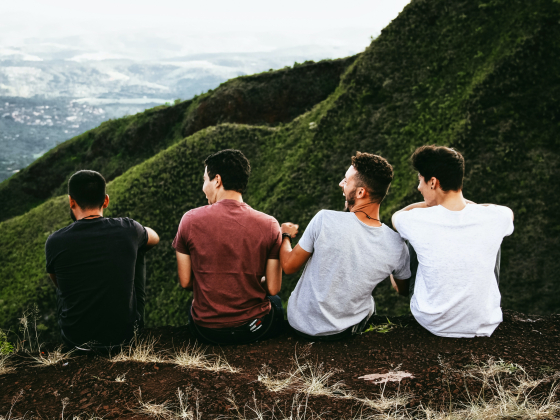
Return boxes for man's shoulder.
[180,205,211,221]
[46,223,74,246]
[313,209,347,222]
[245,206,279,225]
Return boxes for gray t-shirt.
[287,210,411,336]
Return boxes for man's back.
[288,210,410,336]
[45,217,147,345]
[173,199,281,328]
[394,204,514,337]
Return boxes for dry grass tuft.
[257,364,300,393]
[172,343,209,369]
[257,347,349,398]
[134,388,172,419]
[227,391,323,420]
[115,373,127,383]
[110,336,166,364]
[0,353,15,375]
[295,360,349,398]
[360,394,410,412]
[172,344,239,373]
[30,346,72,367]
[206,354,239,373]
[134,387,200,420]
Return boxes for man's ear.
[68,195,77,208]
[102,194,110,209]
[357,187,367,199]
[428,177,438,190]
[214,174,223,189]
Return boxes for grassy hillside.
[1,0,559,336]
[0,57,356,222]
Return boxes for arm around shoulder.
[392,202,427,231]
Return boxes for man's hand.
[281,222,299,238]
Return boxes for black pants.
[187,295,285,345]
[58,250,147,352]
[407,242,501,296]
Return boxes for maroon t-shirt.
[172,199,282,328]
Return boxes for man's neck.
[215,190,243,203]
[74,208,104,220]
[435,190,467,211]
[349,200,381,227]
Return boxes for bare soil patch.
[1,310,559,419]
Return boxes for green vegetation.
[0,0,559,337]
[0,56,356,222]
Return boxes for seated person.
[173,149,284,345]
[45,170,159,350]
[281,152,411,341]
[392,145,514,338]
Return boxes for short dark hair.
[204,149,251,193]
[68,170,107,209]
[411,145,465,191]
[351,152,394,203]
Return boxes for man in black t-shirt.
[45,170,159,349]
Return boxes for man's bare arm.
[176,251,193,290]
[392,202,428,231]
[279,223,312,275]
[390,274,409,297]
[48,273,58,288]
[144,227,160,250]
[263,259,282,295]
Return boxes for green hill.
[0,56,356,223]
[1,0,559,336]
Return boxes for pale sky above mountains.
[2,0,411,59]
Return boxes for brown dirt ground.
[1,310,559,419]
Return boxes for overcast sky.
[1,0,411,58]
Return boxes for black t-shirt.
[45,217,148,346]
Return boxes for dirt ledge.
[1,310,559,419]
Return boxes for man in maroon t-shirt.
[172,149,286,344]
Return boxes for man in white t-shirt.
[392,145,514,338]
[280,152,411,340]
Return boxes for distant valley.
[0,44,355,180]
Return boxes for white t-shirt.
[393,204,514,338]
[288,210,410,336]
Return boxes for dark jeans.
[57,249,147,353]
[187,295,285,345]
[291,313,371,342]
[407,241,501,297]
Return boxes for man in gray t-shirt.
[280,152,411,339]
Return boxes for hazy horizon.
[2,0,411,60]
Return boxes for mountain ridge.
[0,0,559,336]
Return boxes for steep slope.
[0,56,356,222]
[1,0,559,336]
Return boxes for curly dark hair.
[204,149,251,193]
[68,170,106,209]
[411,145,465,191]
[351,152,394,204]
